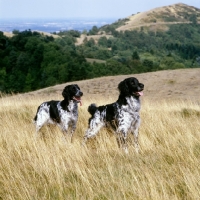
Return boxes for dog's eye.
[131,81,135,86]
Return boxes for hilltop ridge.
[116,3,200,31]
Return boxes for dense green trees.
[0,23,200,93]
[0,30,91,92]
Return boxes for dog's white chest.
[126,96,140,112]
[58,101,78,122]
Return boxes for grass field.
[0,90,200,200]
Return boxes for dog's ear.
[62,86,70,99]
[118,79,129,95]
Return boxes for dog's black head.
[118,77,144,97]
[62,84,83,103]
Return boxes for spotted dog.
[34,84,83,141]
[83,77,144,153]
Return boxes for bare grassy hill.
[117,3,200,31]
[27,68,200,103]
[75,33,113,45]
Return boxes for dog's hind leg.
[83,120,104,145]
[34,109,50,138]
[34,122,44,139]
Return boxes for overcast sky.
[0,0,199,19]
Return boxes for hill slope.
[3,31,60,38]
[75,3,200,45]
[28,68,200,102]
[116,3,200,31]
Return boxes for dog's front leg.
[63,129,74,143]
[59,124,71,143]
[116,129,128,154]
[133,129,139,153]
[69,121,77,143]
[131,120,140,153]
[68,129,74,143]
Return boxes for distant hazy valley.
[0,18,116,33]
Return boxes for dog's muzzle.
[73,91,83,105]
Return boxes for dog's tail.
[33,106,40,122]
[33,113,38,124]
[88,103,97,116]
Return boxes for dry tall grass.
[0,93,200,200]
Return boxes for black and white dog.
[83,77,144,153]
[34,84,83,141]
